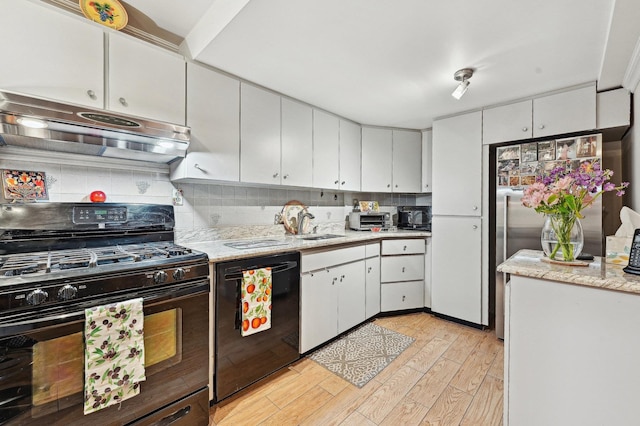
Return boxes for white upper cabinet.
[171,63,239,182]
[533,85,596,138]
[240,83,281,185]
[392,130,421,193]
[597,88,631,130]
[421,129,433,193]
[108,33,186,124]
[0,1,104,107]
[432,111,482,216]
[282,99,313,187]
[483,85,596,145]
[312,110,340,188]
[361,128,393,192]
[482,100,532,145]
[339,120,362,191]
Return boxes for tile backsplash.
[1,152,430,236]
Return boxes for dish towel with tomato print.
[241,267,272,336]
[83,298,146,415]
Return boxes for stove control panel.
[73,206,128,224]
[2,262,209,312]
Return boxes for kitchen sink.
[297,234,345,241]
[224,239,290,250]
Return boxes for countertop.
[497,249,640,295]
[182,229,431,263]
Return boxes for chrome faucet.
[297,210,315,235]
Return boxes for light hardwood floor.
[209,312,504,426]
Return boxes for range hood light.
[16,117,48,129]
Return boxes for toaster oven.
[349,211,391,231]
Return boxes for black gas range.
[0,203,211,425]
[0,203,208,314]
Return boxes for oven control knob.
[153,270,168,284]
[26,289,49,306]
[57,284,78,301]
[172,268,186,281]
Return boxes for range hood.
[0,91,190,163]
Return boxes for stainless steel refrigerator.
[493,135,603,339]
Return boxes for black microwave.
[397,206,431,231]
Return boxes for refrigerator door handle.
[503,193,509,263]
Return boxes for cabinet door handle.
[87,89,97,100]
[425,184,429,188]
[334,180,339,185]
[403,245,407,251]
[367,266,372,273]
[472,206,478,211]
[402,267,405,273]
[119,97,128,107]
[395,184,398,188]
[522,126,528,132]
[538,124,545,130]
[473,225,478,230]
[332,277,337,285]
[273,172,279,178]
[387,184,391,188]
[283,174,289,179]
[341,181,345,185]
[402,295,406,301]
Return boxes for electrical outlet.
[172,188,184,206]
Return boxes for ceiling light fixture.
[451,68,474,100]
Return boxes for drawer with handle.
[380,255,424,282]
[381,239,425,255]
[381,281,424,311]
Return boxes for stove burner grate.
[0,242,197,277]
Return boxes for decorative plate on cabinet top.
[281,200,310,235]
[79,0,128,30]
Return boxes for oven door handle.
[223,260,298,280]
[0,281,209,337]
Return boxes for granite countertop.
[497,249,640,295]
[182,229,431,263]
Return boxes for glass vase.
[540,213,584,262]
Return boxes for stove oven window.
[29,309,181,417]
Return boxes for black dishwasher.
[214,252,300,401]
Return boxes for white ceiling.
[124,0,640,130]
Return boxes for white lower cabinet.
[380,239,425,312]
[365,243,381,319]
[336,261,366,334]
[300,246,366,353]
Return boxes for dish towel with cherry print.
[83,298,146,415]
[241,267,272,336]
